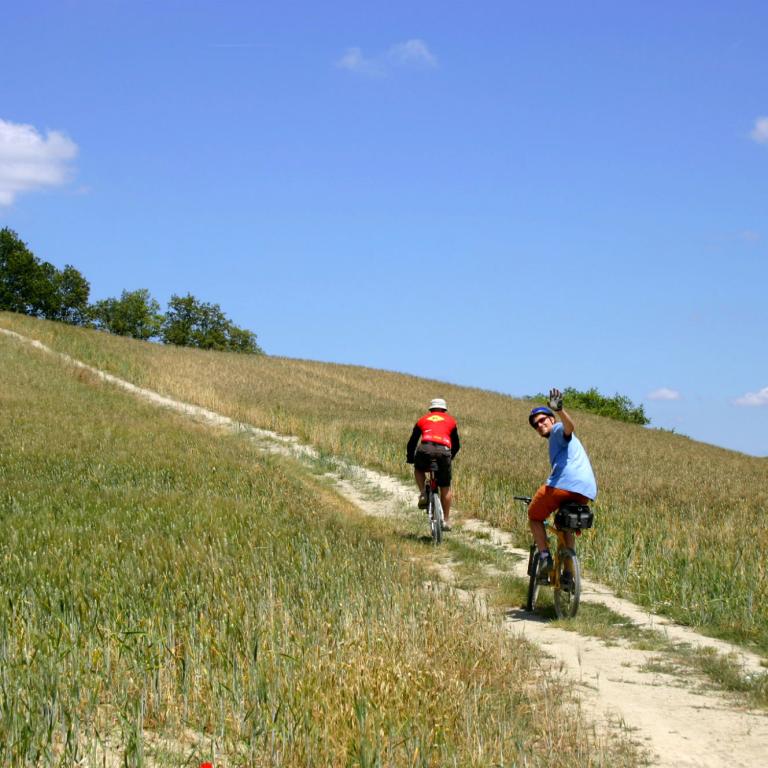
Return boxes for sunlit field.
[1,326,639,766]
[3,312,767,658]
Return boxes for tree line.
[0,228,263,354]
[527,386,650,425]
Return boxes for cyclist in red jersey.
[406,398,461,530]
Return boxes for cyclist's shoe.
[442,521,451,532]
[559,571,574,591]
[417,493,427,509]
[537,554,553,584]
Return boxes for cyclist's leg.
[414,467,426,494]
[439,486,452,518]
[528,485,560,553]
[436,451,453,521]
[530,487,590,547]
[413,448,430,504]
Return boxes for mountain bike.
[513,495,593,619]
[425,459,444,545]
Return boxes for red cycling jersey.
[416,412,457,449]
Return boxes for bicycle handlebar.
[513,495,532,504]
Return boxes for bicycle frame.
[516,495,584,618]
[550,525,573,589]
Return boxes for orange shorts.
[528,485,591,522]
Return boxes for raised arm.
[558,408,575,437]
[549,387,575,438]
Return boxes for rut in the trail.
[3,325,768,768]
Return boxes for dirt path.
[4,326,768,767]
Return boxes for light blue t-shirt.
[546,422,597,500]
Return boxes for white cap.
[429,398,447,411]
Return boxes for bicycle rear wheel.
[526,546,540,612]
[553,548,581,618]
[430,493,443,545]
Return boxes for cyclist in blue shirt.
[528,388,597,581]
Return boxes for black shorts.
[414,443,453,487]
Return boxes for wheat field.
[1,319,640,765]
[3,313,764,655]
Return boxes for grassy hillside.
[3,312,767,657]
[0,321,637,765]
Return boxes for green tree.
[1,228,92,325]
[1,229,264,352]
[92,289,163,341]
[161,293,262,354]
[227,324,261,354]
[50,265,92,325]
[0,228,57,317]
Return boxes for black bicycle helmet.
[528,406,555,428]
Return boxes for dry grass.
[3,311,766,658]
[0,323,640,766]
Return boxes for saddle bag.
[554,503,594,530]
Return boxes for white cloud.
[336,39,437,77]
[335,47,383,76]
[387,39,437,68]
[647,388,682,401]
[734,387,768,406]
[750,116,768,144]
[0,119,78,206]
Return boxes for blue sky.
[1,1,767,456]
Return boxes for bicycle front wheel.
[526,546,540,612]
[553,548,581,619]
[430,494,443,545]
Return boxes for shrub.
[527,387,650,425]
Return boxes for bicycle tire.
[526,547,540,612]
[430,492,443,545]
[553,548,581,619]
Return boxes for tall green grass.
[3,312,766,656]
[1,329,637,765]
